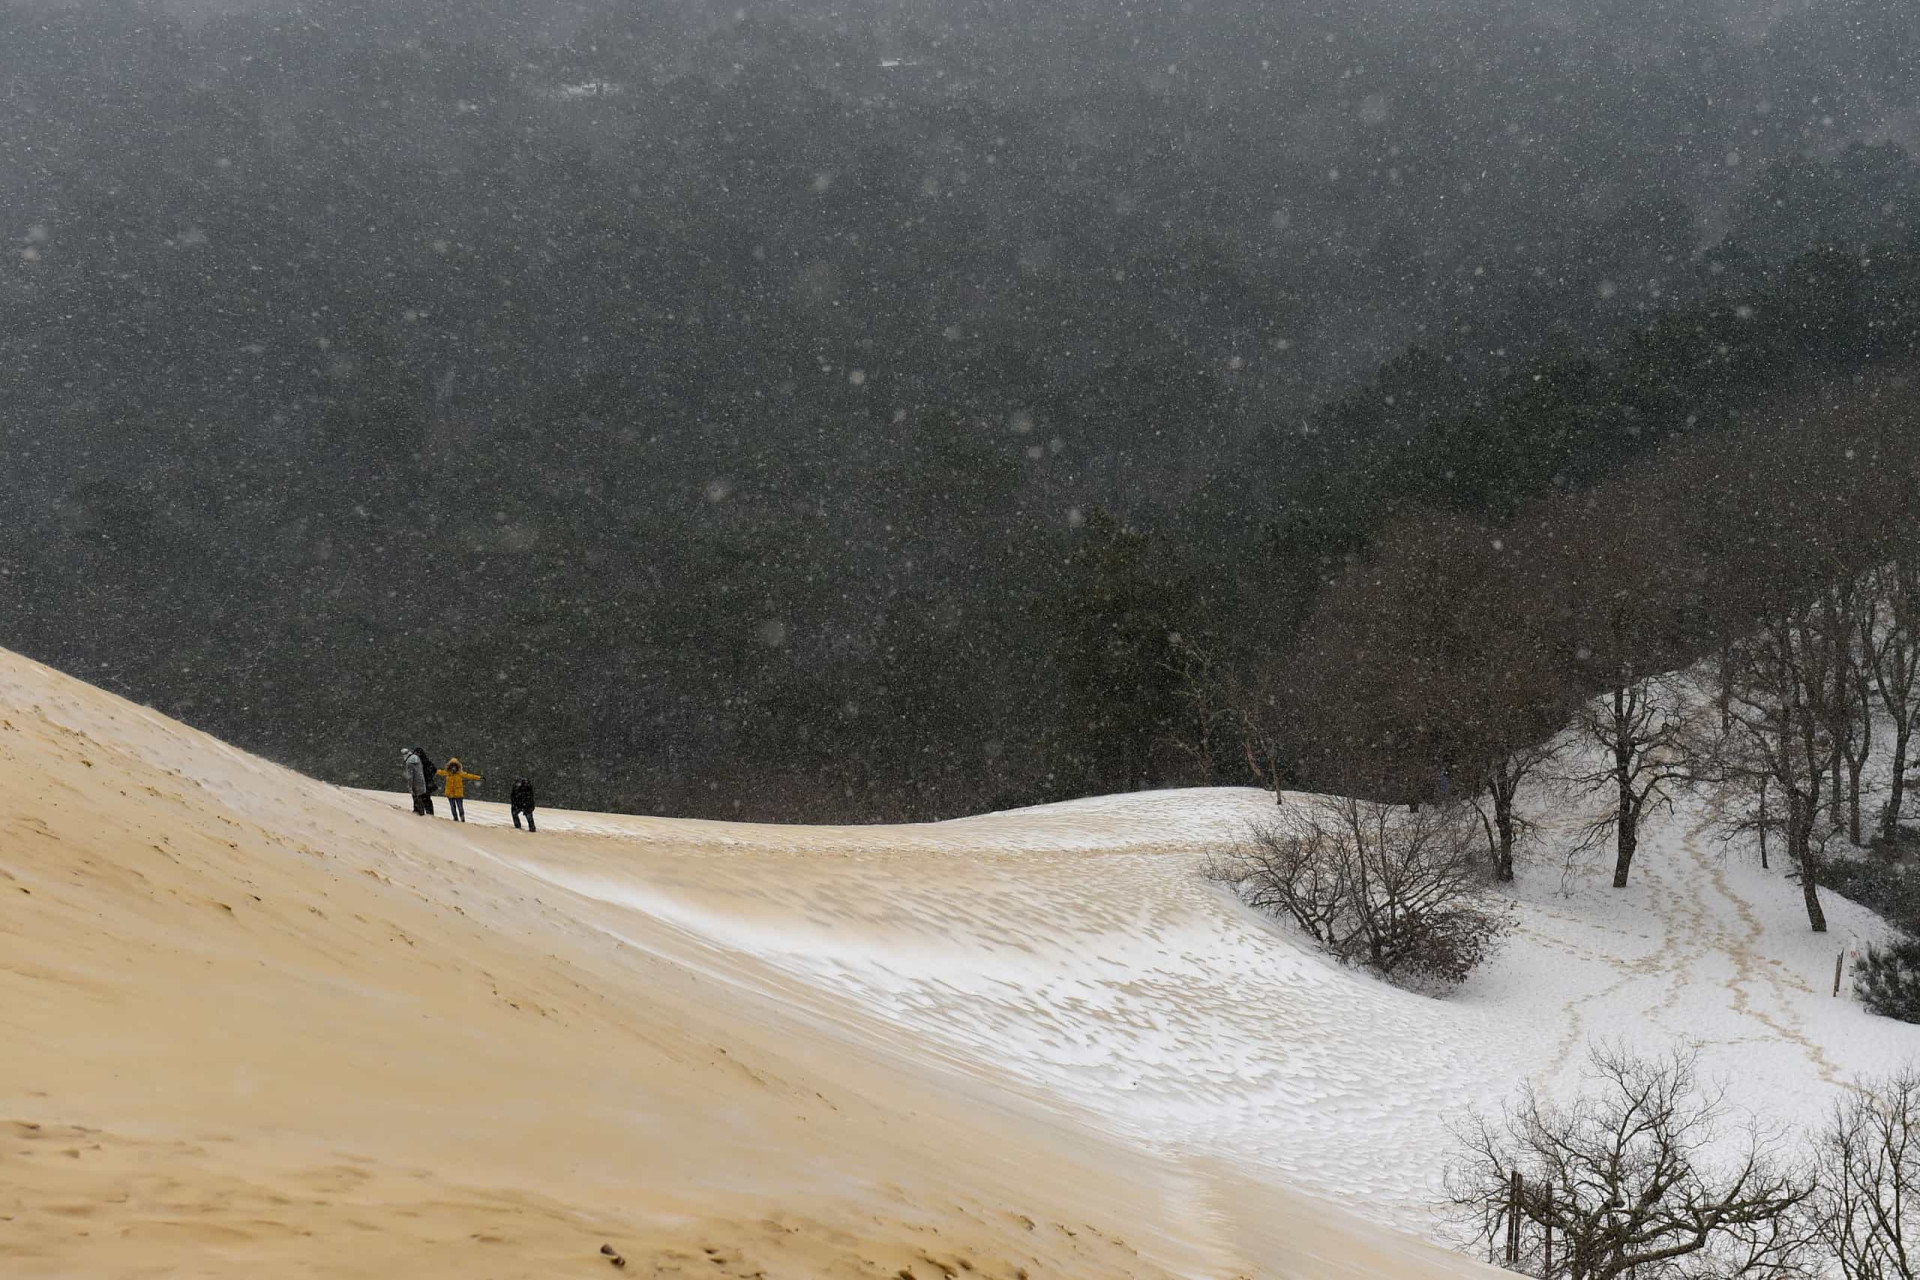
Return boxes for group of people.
[401,746,538,831]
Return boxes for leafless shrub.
[1209,794,1510,984]
[1444,1043,1818,1279]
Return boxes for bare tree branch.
[1811,1067,1920,1280]
[1444,1043,1818,1279]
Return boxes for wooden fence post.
[1834,948,1845,998]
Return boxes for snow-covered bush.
[1855,940,1920,1024]
[1210,795,1510,985]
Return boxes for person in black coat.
[510,778,536,832]
[413,747,438,816]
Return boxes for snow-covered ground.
[368,774,1920,1239]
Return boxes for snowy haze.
[3,0,1918,821]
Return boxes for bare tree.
[1562,673,1702,890]
[1716,774,1787,872]
[1163,629,1230,782]
[1211,794,1509,984]
[1475,737,1562,884]
[1234,701,1287,803]
[1721,597,1849,932]
[1224,653,1291,804]
[1444,1043,1817,1280]
[1863,557,1920,845]
[1810,1067,1920,1279]
[1166,636,1289,802]
[1283,507,1577,811]
[1545,497,1713,890]
[1829,576,1877,846]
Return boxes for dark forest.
[3,0,1918,819]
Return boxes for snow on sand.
[493,784,1920,1236]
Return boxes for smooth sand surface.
[0,649,1500,1278]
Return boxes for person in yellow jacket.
[436,757,482,822]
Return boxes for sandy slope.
[0,648,1500,1279]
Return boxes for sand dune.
[0,648,1502,1278]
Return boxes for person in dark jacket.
[413,747,438,815]
[510,778,536,832]
[403,747,429,815]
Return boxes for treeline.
[1110,236,1920,805]
[2,0,1920,819]
[1275,372,1920,916]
